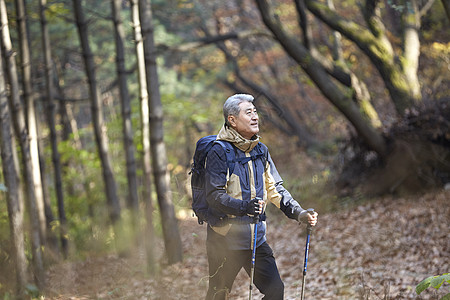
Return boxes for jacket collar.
[217,125,260,153]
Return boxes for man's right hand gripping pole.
[246,197,264,218]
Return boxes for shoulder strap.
[234,142,267,166]
[215,140,236,175]
[256,142,268,170]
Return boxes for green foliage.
[416,273,450,300]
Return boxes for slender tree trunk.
[73,0,121,224]
[37,138,60,256]
[324,0,343,61]
[130,0,156,274]
[39,0,68,258]
[15,0,48,244]
[111,0,139,216]
[139,0,183,264]
[0,41,28,299]
[0,0,45,288]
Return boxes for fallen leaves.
[46,190,449,299]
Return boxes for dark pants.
[205,229,284,300]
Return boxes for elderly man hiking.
[197,93,318,299]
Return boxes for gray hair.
[223,94,254,126]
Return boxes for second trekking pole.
[300,208,315,300]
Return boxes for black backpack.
[190,135,235,224]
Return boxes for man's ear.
[228,115,236,127]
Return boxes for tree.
[0,0,45,288]
[39,0,68,258]
[0,38,28,299]
[139,0,183,264]
[72,0,121,226]
[111,0,139,218]
[15,0,48,245]
[130,0,156,274]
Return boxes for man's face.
[228,101,259,139]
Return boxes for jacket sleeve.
[205,143,248,216]
[266,152,304,220]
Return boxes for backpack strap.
[234,142,266,166]
[215,140,236,175]
[210,140,267,175]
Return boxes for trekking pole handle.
[305,208,315,234]
[253,197,263,223]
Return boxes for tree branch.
[419,0,436,17]
[157,30,271,53]
[361,0,386,37]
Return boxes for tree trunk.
[15,0,48,244]
[0,41,28,299]
[39,0,68,258]
[0,0,45,288]
[255,0,387,156]
[111,0,139,216]
[73,0,121,224]
[130,0,156,274]
[139,0,183,264]
[37,135,60,256]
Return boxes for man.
[204,94,318,299]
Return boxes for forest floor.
[45,190,449,300]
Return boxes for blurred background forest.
[0,0,448,299]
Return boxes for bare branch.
[157,30,272,53]
[419,0,436,17]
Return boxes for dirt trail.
[46,190,449,299]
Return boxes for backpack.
[190,135,235,224]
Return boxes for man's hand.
[297,209,318,227]
[246,198,264,216]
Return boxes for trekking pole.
[300,208,315,300]
[249,197,262,300]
